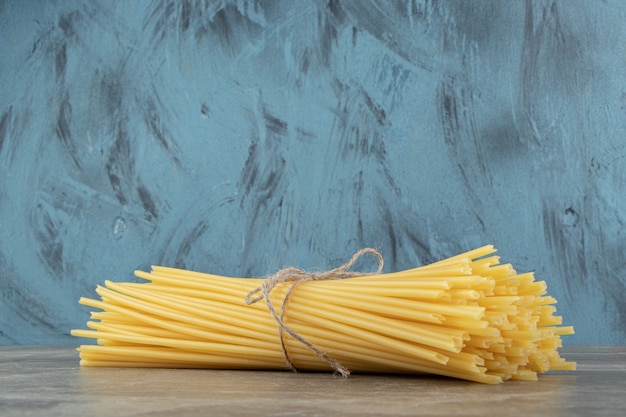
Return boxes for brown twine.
[245,248,384,377]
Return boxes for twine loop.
[245,248,384,377]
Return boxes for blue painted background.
[1,0,624,345]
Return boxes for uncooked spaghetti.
[72,245,575,383]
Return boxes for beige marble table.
[1,345,624,416]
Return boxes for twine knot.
[245,248,384,377]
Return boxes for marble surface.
[1,1,626,347]
[0,345,624,416]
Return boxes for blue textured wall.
[1,1,625,345]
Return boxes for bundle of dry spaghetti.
[72,245,575,383]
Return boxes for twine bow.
[245,248,384,377]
